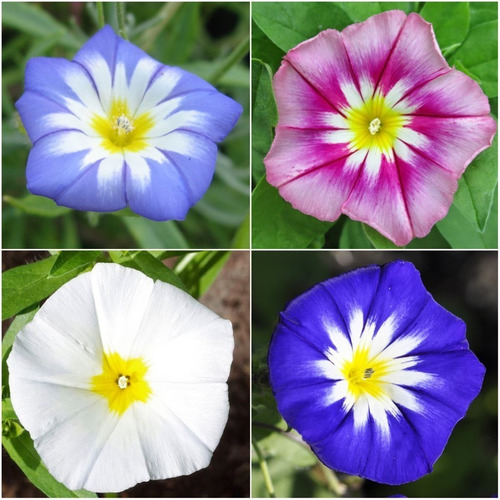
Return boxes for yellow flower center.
[340,346,391,400]
[346,94,406,155]
[91,351,152,416]
[91,99,154,154]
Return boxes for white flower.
[7,263,233,493]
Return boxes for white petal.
[130,279,233,384]
[129,58,162,115]
[83,409,150,492]
[384,384,425,414]
[368,314,397,359]
[379,368,437,389]
[135,69,184,115]
[324,322,352,361]
[147,382,229,452]
[124,152,151,192]
[96,154,125,190]
[132,397,213,481]
[379,332,427,360]
[352,394,370,431]
[46,131,97,156]
[113,62,129,104]
[43,112,98,137]
[91,263,154,358]
[63,66,104,114]
[146,109,209,138]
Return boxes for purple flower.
[16,26,242,221]
[268,261,485,484]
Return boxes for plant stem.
[320,462,347,497]
[209,36,249,86]
[96,2,105,28]
[138,3,183,52]
[252,437,276,498]
[116,2,128,40]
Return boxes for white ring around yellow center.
[340,345,392,401]
[346,94,406,155]
[91,99,154,154]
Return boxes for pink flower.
[264,11,496,246]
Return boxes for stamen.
[117,375,129,390]
[115,115,134,134]
[369,118,381,135]
[364,368,374,379]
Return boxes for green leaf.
[231,211,250,249]
[252,21,285,73]
[450,20,498,98]
[339,219,374,249]
[3,194,72,218]
[252,59,277,182]
[175,251,230,299]
[2,304,40,394]
[252,2,352,53]
[437,187,498,248]
[3,431,96,497]
[453,132,498,231]
[3,419,24,439]
[49,251,102,277]
[2,256,89,320]
[2,2,82,50]
[252,176,333,249]
[363,225,400,249]
[2,399,17,421]
[420,2,469,51]
[160,3,200,65]
[122,217,189,249]
[336,2,382,22]
[469,2,498,29]
[119,251,189,293]
[363,223,452,249]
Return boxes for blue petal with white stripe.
[16,25,243,220]
[268,261,485,485]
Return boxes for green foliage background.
[3,2,250,249]
[252,251,498,497]
[252,2,498,249]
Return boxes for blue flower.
[16,26,242,221]
[268,261,485,485]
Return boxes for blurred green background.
[253,251,498,497]
[3,2,249,249]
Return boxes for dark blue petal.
[268,261,486,485]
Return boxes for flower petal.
[130,279,233,384]
[343,153,413,246]
[90,263,155,358]
[283,29,361,113]
[146,90,242,142]
[26,131,104,200]
[55,154,127,212]
[265,127,353,187]
[377,12,449,98]
[124,151,191,221]
[272,59,348,129]
[342,10,407,100]
[268,261,485,485]
[136,66,217,115]
[127,131,218,221]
